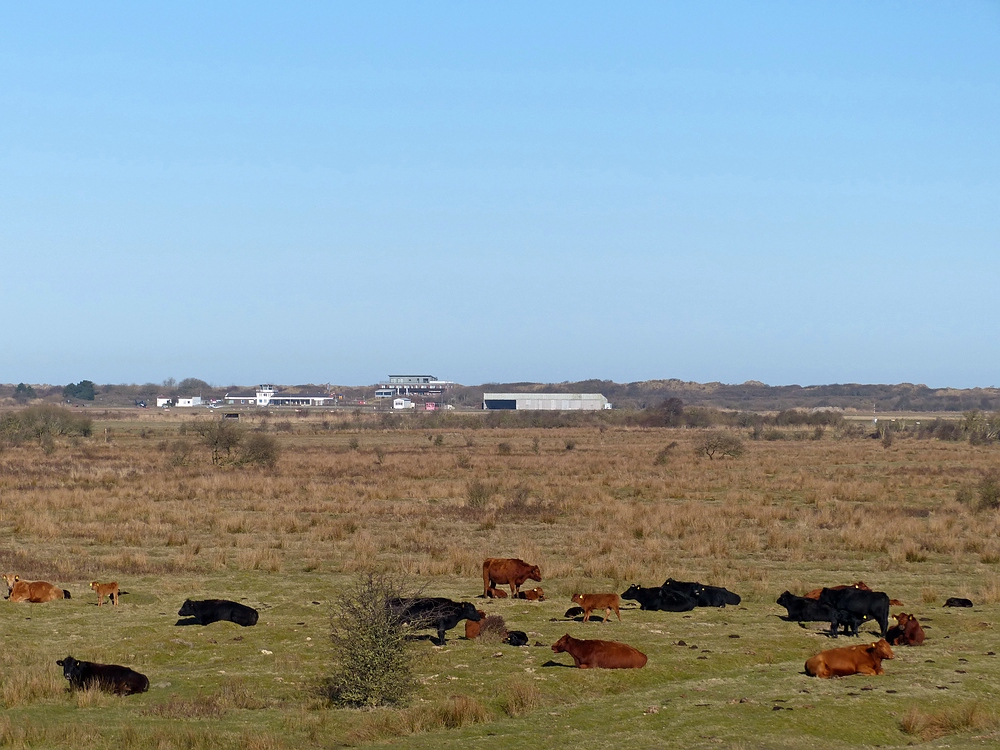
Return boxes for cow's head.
[552,634,572,653]
[571,593,584,605]
[528,566,542,583]
[894,612,911,626]
[177,599,195,617]
[56,656,82,681]
[776,591,793,606]
[622,585,641,600]
[461,603,481,621]
[871,639,894,660]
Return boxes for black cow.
[775,591,866,636]
[817,587,890,638]
[56,656,149,695]
[944,597,973,608]
[662,578,741,608]
[387,597,481,645]
[621,584,697,612]
[505,630,529,646]
[177,599,259,627]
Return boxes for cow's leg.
[437,625,446,646]
[602,608,611,623]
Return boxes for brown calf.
[887,613,925,646]
[517,587,545,601]
[805,639,894,678]
[90,581,120,607]
[551,634,646,669]
[465,610,488,639]
[571,592,621,623]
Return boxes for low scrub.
[900,702,1000,741]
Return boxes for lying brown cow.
[486,587,508,599]
[805,639,894,678]
[804,581,903,606]
[482,558,541,598]
[886,612,925,646]
[571,592,621,622]
[517,587,544,601]
[465,609,488,639]
[3,574,70,602]
[551,634,646,669]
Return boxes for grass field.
[2,409,999,748]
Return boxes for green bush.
[324,573,414,708]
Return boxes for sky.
[1,3,998,389]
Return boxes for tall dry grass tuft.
[900,703,1000,741]
[499,678,542,717]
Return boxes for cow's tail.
[63,590,72,599]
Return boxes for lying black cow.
[776,591,866,636]
[621,584,697,612]
[662,578,741,608]
[178,598,259,627]
[817,587,889,638]
[944,597,973,608]
[56,655,149,695]
[387,597,480,645]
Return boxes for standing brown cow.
[482,558,541,598]
[571,593,621,622]
[551,634,647,669]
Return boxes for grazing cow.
[482,558,541,598]
[388,597,481,645]
[177,599,258,627]
[776,591,866,636]
[662,578,741,608]
[3,574,69,602]
[56,656,149,695]
[818,587,890,638]
[804,639,894,678]
[887,612,925,646]
[90,581,119,607]
[465,609,488,639]
[571,593,621,623]
[551,634,647,669]
[516,587,545,601]
[944,597,974,608]
[486,587,508,599]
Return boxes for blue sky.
[2,3,997,388]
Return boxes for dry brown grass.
[900,702,1000,741]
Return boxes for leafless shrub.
[695,431,744,460]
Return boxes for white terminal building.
[375,375,454,399]
[224,385,336,407]
[482,393,611,411]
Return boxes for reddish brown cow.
[571,593,621,623]
[482,558,541,598]
[805,639,894,678]
[887,612,925,646]
[465,610,488,639]
[486,587,508,599]
[517,587,545,601]
[3,574,69,603]
[551,634,646,669]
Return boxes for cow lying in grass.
[3,574,70,602]
[388,597,481,645]
[551,634,647,669]
[805,639,894,678]
[178,599,259,627]
[57,656,149,695]
[886,612,925,646]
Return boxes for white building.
[393,397,415,410]
[175,396,203,408]
[224,384,336,407]
[482,393,610,411]
[156,397,172,408]
[376,375,454,397]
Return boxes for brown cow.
[3,574,70,603]
[886,612,925,646]
[90,581,119,607]
[486,587,508,599]
[551,634,647,669]
[571,593,621,623]
[517,587,545,601]
[482,558,541,598]
[465,609,488,639]
[805,639,894,678]
[804,581,903,606]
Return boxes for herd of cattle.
[1,558,979,697]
